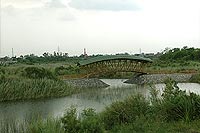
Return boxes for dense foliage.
[23,67,56,79]
[148,47,200,74]
[159,46,200,61]
[101,95,149,129]
[153,79,200,122]
[61,107,103,133]
[54,66,80,75]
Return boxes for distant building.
[84,48,88,59]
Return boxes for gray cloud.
[2,0,75,21]
[68,0,140,11]
[45,0,66,8]
[40,0,76,21]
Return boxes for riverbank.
[1,73,199,102]
[64,73,199,87]
[1,113,200,133]
[1,79,200,133]
[125,73,197,84]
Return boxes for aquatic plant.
[0,78,78,102]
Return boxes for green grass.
[148,61,200,74]
[109,119,200,133]
[0,118,64,133]
[0,66,81,102]
[0,78,79,102]
[28,118,64,133]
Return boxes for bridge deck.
[78,55,152,66]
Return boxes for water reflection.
[155,83,200,95]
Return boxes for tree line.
[0,46,199,65]
[159,46,200,61]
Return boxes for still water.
[0,79,200,122]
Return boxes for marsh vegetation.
[0,47,200,132]
[0,66,80,102]
[1,79,200,133]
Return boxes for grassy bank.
[0,78,79,102]
[1,79,200,132]
[0,66,82,102]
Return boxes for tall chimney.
[84,48,87,59]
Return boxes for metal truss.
[80,59,149,78]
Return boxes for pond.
[0,79,200,122]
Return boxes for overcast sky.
[1,0,200,57]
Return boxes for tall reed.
[0,78,79,102]
[0,118,64,133]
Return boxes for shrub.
[23,67,56,80]
[101,94,150,129]
[61,107,103,133]
[61,107,81,133]
[154,78,200,122]
[80,108,104,133]
[55,66,80,75]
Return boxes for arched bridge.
[77,55,152,78]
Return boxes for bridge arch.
[78,55,152,77]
